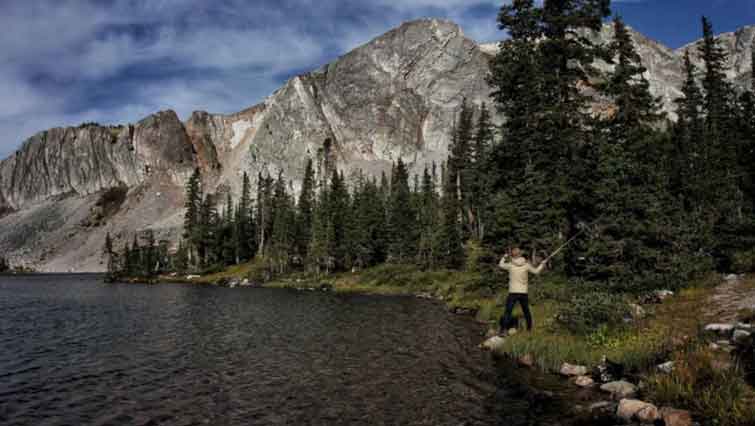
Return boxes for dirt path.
[705,275,755,323]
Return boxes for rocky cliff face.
[0,110,194,212]
[0,19,753,272]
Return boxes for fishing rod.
[539,216,604,264]
[541,228,586,264]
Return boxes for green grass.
[497,277,713,373]
[646,343,755,426]
[266,263,495,319]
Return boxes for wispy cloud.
[0,0,739,158]
[0,0,511,157]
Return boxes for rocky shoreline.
[481,275,755,426]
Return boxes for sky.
[0,0,754,158]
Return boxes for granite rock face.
[1,19,754,271]
[0,110,193,212]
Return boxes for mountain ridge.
[0,18,753,272]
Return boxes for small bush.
[556,291,630,334]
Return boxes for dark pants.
[499,293,532,332]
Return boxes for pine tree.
[257,173,274,255]
[736,45,755,211]
[439,161,464,269]
[308,182,331,274]
[143,229,157,276]
[700,17,735,135]
[387,158,417,262]
[572,16,690,290]
[237,172,255,261]
[448,99,475,239]
[183,168,202,266]
[487,0,610,259]
[470,103,493,241]
[297,158,316,258]
[697,17,745,268]
[328,170,351,270]
[129,234,141,276]
[198,194,219,267]
[417,165,440,268]
[269,173,295,273]
[103,232,115,275]
[221,193,237,266]
[673,50,705,206]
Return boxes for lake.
[0,274,577,425]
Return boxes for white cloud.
[0,0,512,157]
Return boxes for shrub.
[556,291,630,334]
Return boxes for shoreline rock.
[600,380,637,399]
[560,363,588,377]
[617,399,659,423]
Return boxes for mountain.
[0,18,753,272]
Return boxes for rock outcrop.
[1,18,754,271]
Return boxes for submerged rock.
[574,375,594,387]
[616,399,659,423]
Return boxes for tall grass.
[646,344,755,426]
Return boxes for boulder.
[616,399,659,423]
[574,375,594,387]
[481,336,506,352]
[657,361,674,374]
[724,273,740,282]
[637,404,660,423]
[560,363,588,377]
[600,380,638,399]
[704,323,735,336]
[240,278,250,287]
[661,407,693,426]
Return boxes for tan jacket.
[499,256,545,294]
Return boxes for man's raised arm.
[529,261,546,275]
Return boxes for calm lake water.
[0,274,577,426]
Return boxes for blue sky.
[0,0,753,157]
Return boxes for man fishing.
[498,247,547,336]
